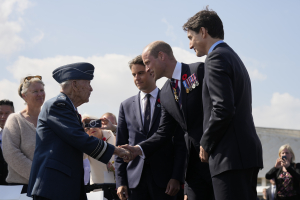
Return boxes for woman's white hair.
[18,77,45,99]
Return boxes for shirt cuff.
[137,145,145,159]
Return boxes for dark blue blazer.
[201,43,263,177]
[139,63,211,181]
[115,91,186,189]
[27,93,115,200]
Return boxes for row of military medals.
[173,80,180,102]
[183,74,199,94]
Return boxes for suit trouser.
[128,163,176,200]
[212,167,259,200]
[185,145,214,200]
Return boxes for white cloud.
[161,18,176,41]
[253,93,300,130]
[241,56,267,81]
[31,29,44,44]
[0,0,30,55]
[0,0,43,55]
[1,46,205,118]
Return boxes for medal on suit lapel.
[173,88,179,102]
[188,76,196,89]
[186,78,192,91]
[191,74,199,86]
[183,81,189,93]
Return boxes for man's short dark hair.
[0,99,14,112]
[183,6,224,40]
[147,41,174,59]
[129,55,144,69]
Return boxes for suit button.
[145,160,150,165]
[139,128,142,132]
[50,150,53,153]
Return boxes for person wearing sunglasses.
[2,76,45,193]
[82,115,116,186]
[26,62,130,200]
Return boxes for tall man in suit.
[122,43,214,200]
[0,99,14,185]
[115,55,186,200]
[182,8,263,200]
[27,63,130,200]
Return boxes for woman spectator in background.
[266,144,300,200]
[82,114,116,185]
[2,76,45,193]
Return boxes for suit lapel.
[133,92,144,133]
[149,90,161,133]
[180,63,191,124]
[162,80,185,124]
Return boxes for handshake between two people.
[113,145,142,162]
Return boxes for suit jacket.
[0,147,8,185]
[139,63,210,179]
[266,186,276,200]
[200,42,263,177]
[27,93,115,200]
[115,90,186,189]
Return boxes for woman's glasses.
[23,75,42,82]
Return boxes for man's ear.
[200,27,208,39]
[158,51,165,61]
[71,80,78,91]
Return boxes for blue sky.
[0,0,299,129]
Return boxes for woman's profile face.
[85,127,103,139]
[280,148,292,162]
[23,82,45,107]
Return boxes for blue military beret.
[52,62,95,83]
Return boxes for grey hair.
[18,77,45,99]
[60,80,73,89]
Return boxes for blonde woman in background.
[266,144,300,200]
[82,114,116,185]
[2,76,45,193]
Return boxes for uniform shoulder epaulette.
[54,94,68,107]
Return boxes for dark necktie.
[143,94,151,133]
[171,78,181,107]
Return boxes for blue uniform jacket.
[27,93,115,200]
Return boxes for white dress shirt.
[138,63,182,159]
[140,87,159,128]
[271,185,276,200]
[171,61,182,91]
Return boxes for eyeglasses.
[23,75,42,82]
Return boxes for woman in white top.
[82,114,116,185]
[2,76,45,193]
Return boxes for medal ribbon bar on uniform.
[183,81,189,93]
[186,77,192,91]
[191,73,199,86]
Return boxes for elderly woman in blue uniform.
[27,62,130,200]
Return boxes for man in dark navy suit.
[183,7,263,200]
[0,99,14,185]
[27,62,130,200]
[115,55,186,200]
[121,43,214,200]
